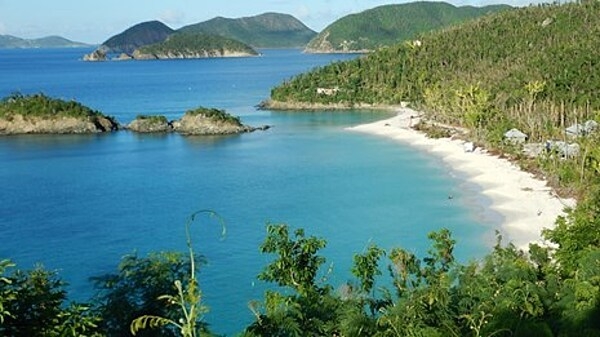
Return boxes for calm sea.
[0,48,496,335]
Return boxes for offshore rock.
[127,116,173,133]
[0,114,118,135]
[172,112,252,135]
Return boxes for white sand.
[349,108,576,250]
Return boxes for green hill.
[271,0,600,195]
[0,35,90,49]
[305,1,511,52]
[179,12,317,48]
[100,21,175,54]
[133,32,258,59]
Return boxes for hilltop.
[305,1,511,53]
[0,35,90,49]
[179,12,317,48]
[96,20,175,55]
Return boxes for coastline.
[349,108,576,250]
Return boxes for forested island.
[83,13,314,61]
[0,93,118,134]
[2,1,600,336]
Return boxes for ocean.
[0,48,495,335]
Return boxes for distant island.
[0,35,91,49]
[305,2,511,53]
[84,12,314,61]
[178,12,316,48]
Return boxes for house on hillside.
[545,140,580,158]
[565,120,598,137]
[316,87,339,96]
[504,128,528,144]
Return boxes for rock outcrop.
[83,48,108,61]
[127,116,173,133]
[0,114,118,135]
[172,112,252,135]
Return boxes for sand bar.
[349,108,576,250]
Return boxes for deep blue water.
[0,48,496,335]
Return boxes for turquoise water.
[0,49,494,335]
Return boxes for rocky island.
[0,93,118,135]
[0,94,268,136]
[128,108,268,135]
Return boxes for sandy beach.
[349,108,576,250]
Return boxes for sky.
[0,0,539,44]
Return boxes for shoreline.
[349,108,576,250]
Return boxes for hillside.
[305,1,511,53]
[99,20,175,54]
[179,12,316,48]
[132,32,258,59]
[270,1,600,194]
[0,35,90,49]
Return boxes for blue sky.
[0,0,538,44]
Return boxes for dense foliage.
[2,211,600,336]
[137,32,257,57]
[179,13,316,49]
[305,2,510,52]
[0,93,106,119]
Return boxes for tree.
[0,263,103,337]
[245,224,340,336]
[92,252,194,337]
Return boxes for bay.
[0,48,494,335]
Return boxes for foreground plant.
[130,210,225,337]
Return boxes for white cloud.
[159,9,186,26]
[0,21,5,35]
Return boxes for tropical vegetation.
[305,2,510,52]
[3,1,600,336]
[272,0,600,196]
